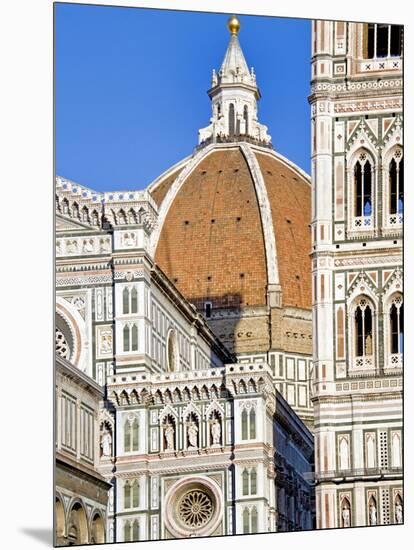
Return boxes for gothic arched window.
[389,151,404,224]
[390,295,403,355]
[354,156,372,221]
[243,508,250,534]
[123,288,129,314]
[124,521,131,542]
[242,469,249,495]
[251,507,258,532]
[229,103,235,136]
[355,298,373,358]
[241,409,248,440]
[131,287,138,313]
[249,409,256,439]
[124,481,131,509]
[124,418,139,452]
[132,520,139,541]
[123,325,130,351]
[131,324,138,351]
[250,468,257,495]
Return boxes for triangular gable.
[382,270,393,287]
[365,119,378,140]
[347,273,358,287]
[382,117,394,138]
[366,271,378,287]
[347,120,358,140]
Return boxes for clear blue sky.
[55,3,311,192]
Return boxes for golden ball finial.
[227,15,240,35]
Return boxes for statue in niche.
[369,502,377,525]
[395,501,403,524]
[187,421,198,449]
[101,333,112,354]
[101,428,112,458]
[342,503,350,528]
[211,418,221,446]
[164,423,175,451]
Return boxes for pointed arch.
[72,202,80,219]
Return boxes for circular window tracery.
[178,490,213,528]
[164,476,222,538]
[56,327,71,359]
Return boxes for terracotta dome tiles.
[255,151,312,309]
[153,145,312,312]
[154,148,268,309]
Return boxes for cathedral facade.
[309,20,403,528]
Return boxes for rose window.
[56,328,71,359]
[178,490,213,528]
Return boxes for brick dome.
[149,142,311,313]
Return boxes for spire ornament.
[227,15,241,35]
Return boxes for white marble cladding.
[358,58,402,74]
[109,362,271,388]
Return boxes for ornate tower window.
[122,286,138,315]
[364,24,403,59]
[124,479,139,509]
[387,149,404,227]
[241,405,256,440]
[124,416,139,452]
[353,153,373,229]
[351,296,375,371]
[242,506,258,534]
[123,323,138,352]
[242,468,257,496]
[388,294,403,369]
